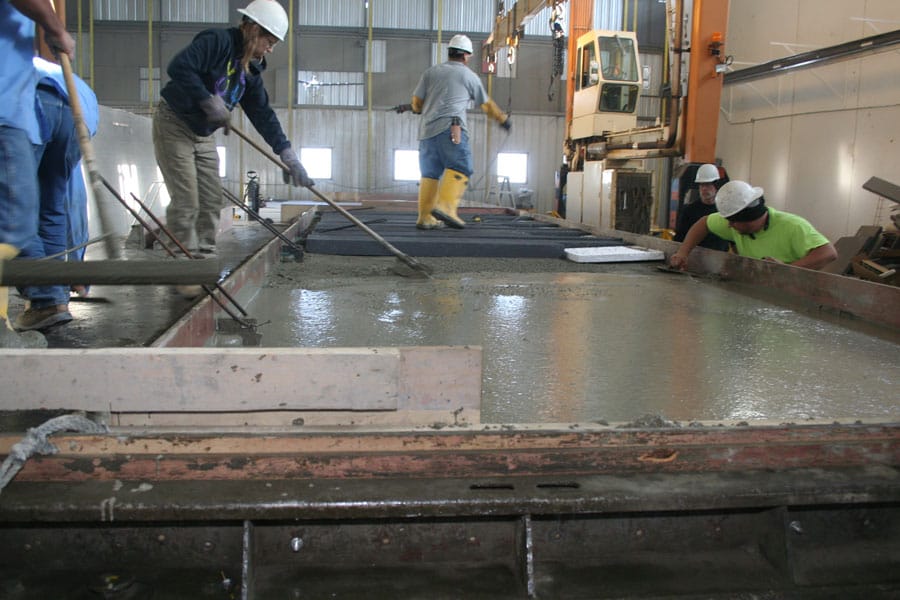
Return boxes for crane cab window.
[599,35,638,82]
[578,43,599,90]
[599,83,640,113]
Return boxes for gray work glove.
[500,117,512,132]
[279,149,314,187]
[198,95,231,132]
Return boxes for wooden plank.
[822,236,871,274]
[0,347,414,412]
[862,176,900,204]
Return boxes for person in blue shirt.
[153,0,312,274]
[0,0,74,333]
[13,57,99,331]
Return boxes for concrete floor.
[248,252,900,425]
[7,222,276,348]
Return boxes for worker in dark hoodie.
[152,0,311,279]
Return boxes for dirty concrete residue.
[250,255,900,425]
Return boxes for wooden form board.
[0,346,482,414]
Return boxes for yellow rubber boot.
[0,243,21,331]
[431,169,468,229]
[416,177,441,230]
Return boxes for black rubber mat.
[305,210,625,258]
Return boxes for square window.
[300,147,333,180]
[497,152,527,184]
[394,150,420,181]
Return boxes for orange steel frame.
[682,0,729,163]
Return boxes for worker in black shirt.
[153,0,312,271]
[674,163,730,252]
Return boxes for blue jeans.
[67,164,89,261]
[17,87,80,308]
[418,127,473,180]
[0,125,39,251]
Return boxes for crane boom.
[484,1,560,59]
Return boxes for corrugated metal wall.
[91,1,625,31]
[93,0,226,22]
[437,0,492,34]
[209,108,566,213]
[374,0,430,30]
[159,0,227,23]
[93,0,150,21]
[297,0,365,28]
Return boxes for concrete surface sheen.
[253,256,899,424]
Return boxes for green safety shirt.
[706,207,830,264]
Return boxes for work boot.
[416,177,442,230]
[14,304,73,332]
[431,169,468,229]
[0,243,20,331]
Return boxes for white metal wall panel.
[374,0,430,30]
[159,0,227,23]
[595,0,624,30]
[229,109,566,210]
[93,0,149,21]
[366,40,387,73]
[438,0,492,34]
[298,0,365,28]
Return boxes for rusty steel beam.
[1,423,897,486]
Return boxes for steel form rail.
[0,423,898,598]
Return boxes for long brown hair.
[239,18,261,74]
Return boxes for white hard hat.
[716,180,764,218]
[448,34,474,54]
[694,163,720,183]
[238,0,289,42]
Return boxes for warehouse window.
[497,152,527,184]
[301,147,333,180]
[393,150,420,181]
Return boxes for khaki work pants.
[152,100,222,251]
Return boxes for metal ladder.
[488,176,516,209]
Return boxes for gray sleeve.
[467,71,488,105]
[413,72,427,100]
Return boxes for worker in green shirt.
[670,180,837,271]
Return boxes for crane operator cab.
[572,30,641,140]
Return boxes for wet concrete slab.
[7,207,897,426]
[251,253,900,425]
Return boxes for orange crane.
[485,0,731,231]
[485,0,729,163]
